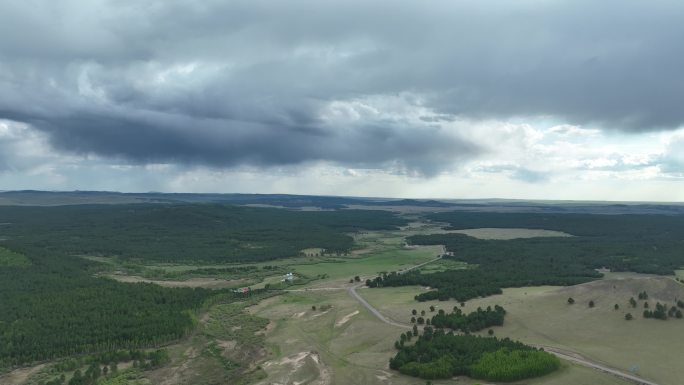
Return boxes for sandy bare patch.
[293,311,306,318]
[255,320,276,336]
[335,310,359,327]
[375,370,394,382]
[260,351,330,385]
[0,364,45,385]
[309,309,331,319]
[217,340,237,350]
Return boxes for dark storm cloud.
[0,0,682,173]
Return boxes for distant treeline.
[373,212,684,302]
[427,211,684,274]
[0,204,407,263]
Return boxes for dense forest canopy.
[426,211,684,274]
[0,204,407,263]
[374,212,684,302]
[0,203,407,370]
[0,246,211,369]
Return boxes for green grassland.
[86,228,444,290]
[359,277,683,385]
[249,288,631,385]
[0,246,30,267]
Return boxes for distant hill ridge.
[0,190,683,215]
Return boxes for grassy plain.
[244,226,634,385]
[360,276,684,385]
[250,287,631,385]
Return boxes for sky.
[1,0,683,201]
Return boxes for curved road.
[348,254,660,385]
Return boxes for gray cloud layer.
[1,0,682,173]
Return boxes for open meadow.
[359,275,684,385]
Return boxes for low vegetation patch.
[0,246,30,267]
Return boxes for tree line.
[430,305,506,332]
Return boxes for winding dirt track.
[347,253,660,385]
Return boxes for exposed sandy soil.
[255,320,276,336]
[259,351,331,385]
[0,364,45,385]
[335,310,359,327]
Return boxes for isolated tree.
[411,317,416,323]
[412,309,417,315]
[312,305,316,311]
[567,297,575,305]
[417,317,425,325]
[413,324,418,336]
[614,304,620,310]
[588,300,595,308]
[625,313,633,320]
[644,302,649,308]
[429,305,436,312]
[349,279,354,283]
[677,310,683,319]
[629,297,637,307]
[426,318,431,325]
[421,310,426,316]
[488,329,494,336]
[354,276,360,282]
[461,302,466,307]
